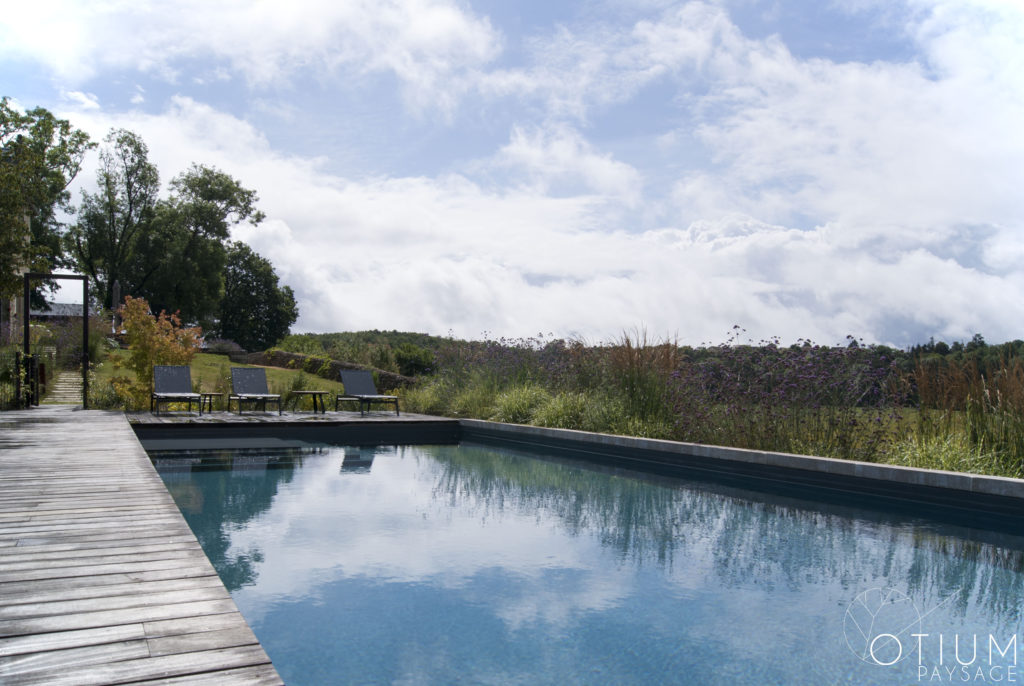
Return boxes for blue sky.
[3,0,1023,346]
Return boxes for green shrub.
[401,381,448,415]
[284,371,314,410]
[212,359,232,410]
[204,338,244,355]
[276,334,325,356]
[89,378,125,410]
[395,343,434,377]
[533,392,590,430]
[491,384,550,424]
[302,356,324,374]
[450,383,496,419]
[369,345,398,373]
[883,433,1018,477]
[607,414,675,440]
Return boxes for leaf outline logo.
[843,587,922,665]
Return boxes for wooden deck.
[0,406,283,685]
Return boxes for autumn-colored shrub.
[108,296,202,409]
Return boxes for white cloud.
[479,2,730,121]
[1,0,501,113]
[492,126,643,205]
[61,90,100,110]
[675,30,1024,240]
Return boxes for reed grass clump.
[450,382,497,419]
[883,431,1004,476]
[491,384,551,424]
[400,380,448,416]
[913,356,1024,477]
[533,392,592,430]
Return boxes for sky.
[2,0,1023,347]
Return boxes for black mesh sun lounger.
[229,367,282,415]
[151,365,201,415]
[335,369,399,416]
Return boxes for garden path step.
[42,371,84,405]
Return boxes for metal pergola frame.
[23,273,89,409]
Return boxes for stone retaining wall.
[244,350,416,389]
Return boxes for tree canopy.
[219,241,297,351]
[126,164,265,327]
[0,97,93,299]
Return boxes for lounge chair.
[229,368,282,415]
[152,365,202,415]
[335,369,400,416]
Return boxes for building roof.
[30,302,85,318]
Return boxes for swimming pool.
[151,440,1024,685]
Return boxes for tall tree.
[219,241,298,351]
[0,97,93,300]
[66,128,159,310]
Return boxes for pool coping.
[458,419,1024,521]
[458,419,1024,498]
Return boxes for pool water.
[151,442,1024,685]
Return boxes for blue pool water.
[151,441,1024,685]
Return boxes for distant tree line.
[1,98,297,350]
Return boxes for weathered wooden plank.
[4,644,273,686]
[0,586,230,620]
[0,599,242,637]
[10,532,197,548]
[0,556,215,584]
[0,623,146,658]
[0,548,208,573]
[147,626,260,657]
[0,569,219,599]
[22,511,183,526]
[0,540,201,563]
[0,517,185,537]
[0,575,224,608]
[0,638,151,677]
[142,613,250,638]
[119,664,284,686]
[0,505,172,520]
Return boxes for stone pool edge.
[458,419,1024,518]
